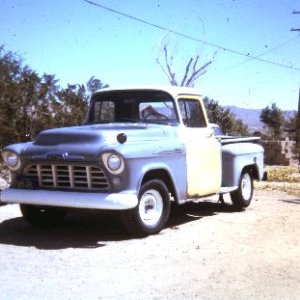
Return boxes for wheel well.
[243,164,259,180]
[141,169,177,202]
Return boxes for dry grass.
[255,182,300,197]
[265,166,300,183]
[256,166,300,197]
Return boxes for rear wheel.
[121,179,171,236]
[20,204,67,228]
[230,170,253,210]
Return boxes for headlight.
[2,151,21,171]
[102,153,125,174]
[107,154,122,171]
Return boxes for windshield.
[87,90,178,125]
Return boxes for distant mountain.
[225,106,297,133]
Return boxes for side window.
[178,99,206,128]
[139,101,176,121]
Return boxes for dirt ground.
[0,188,299,300]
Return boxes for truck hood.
[21,123,176,160]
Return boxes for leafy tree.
[56,77,109,127]
[285,111,300,163]
[0,46,61,144]
[203,97,249,136]
[260,103,284,139]
[0,46,108,149]
[28,74,61,138]
[0,47,37,145]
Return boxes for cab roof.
[92,85,202,99]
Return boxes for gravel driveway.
[0,189,299,300]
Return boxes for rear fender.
[221,142,264,187]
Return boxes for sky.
[1,0,300,110]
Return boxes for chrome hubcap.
[139,189,163,227]
[241,173,252,200]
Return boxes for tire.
[230,170,253,210]
[121,179,171,237]
[20,204,67,228]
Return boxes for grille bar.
[23,164,109,191]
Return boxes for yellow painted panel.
[180,127,222,197]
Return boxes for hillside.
[225,106,297,133]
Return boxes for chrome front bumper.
[0,188,138,210]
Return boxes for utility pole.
[295,88,300,165]
[291,11,300,164]
[291,11,300,31]
[297,88,300,149]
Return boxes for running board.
[219,186,238,194]
[178,186,239,204]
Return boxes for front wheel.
[20,204,67,228]
[230,170,253,210]
[121,179,171,236]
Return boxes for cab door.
[178,97,222,197]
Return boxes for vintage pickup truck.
[0,86,265,236]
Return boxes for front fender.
[125,152,187,203]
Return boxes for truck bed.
[218,136,261,145]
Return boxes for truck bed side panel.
[222,143,264,187]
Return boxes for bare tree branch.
[156,44,212,87]
[193,55,199,73]
[156,58,173,84]
[180,57,193,87]
[185,60,212,87]
[163,46,178,86]
[187,69,208,87]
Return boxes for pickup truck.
[0,86,265,236]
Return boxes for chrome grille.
[23,164,109,190]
